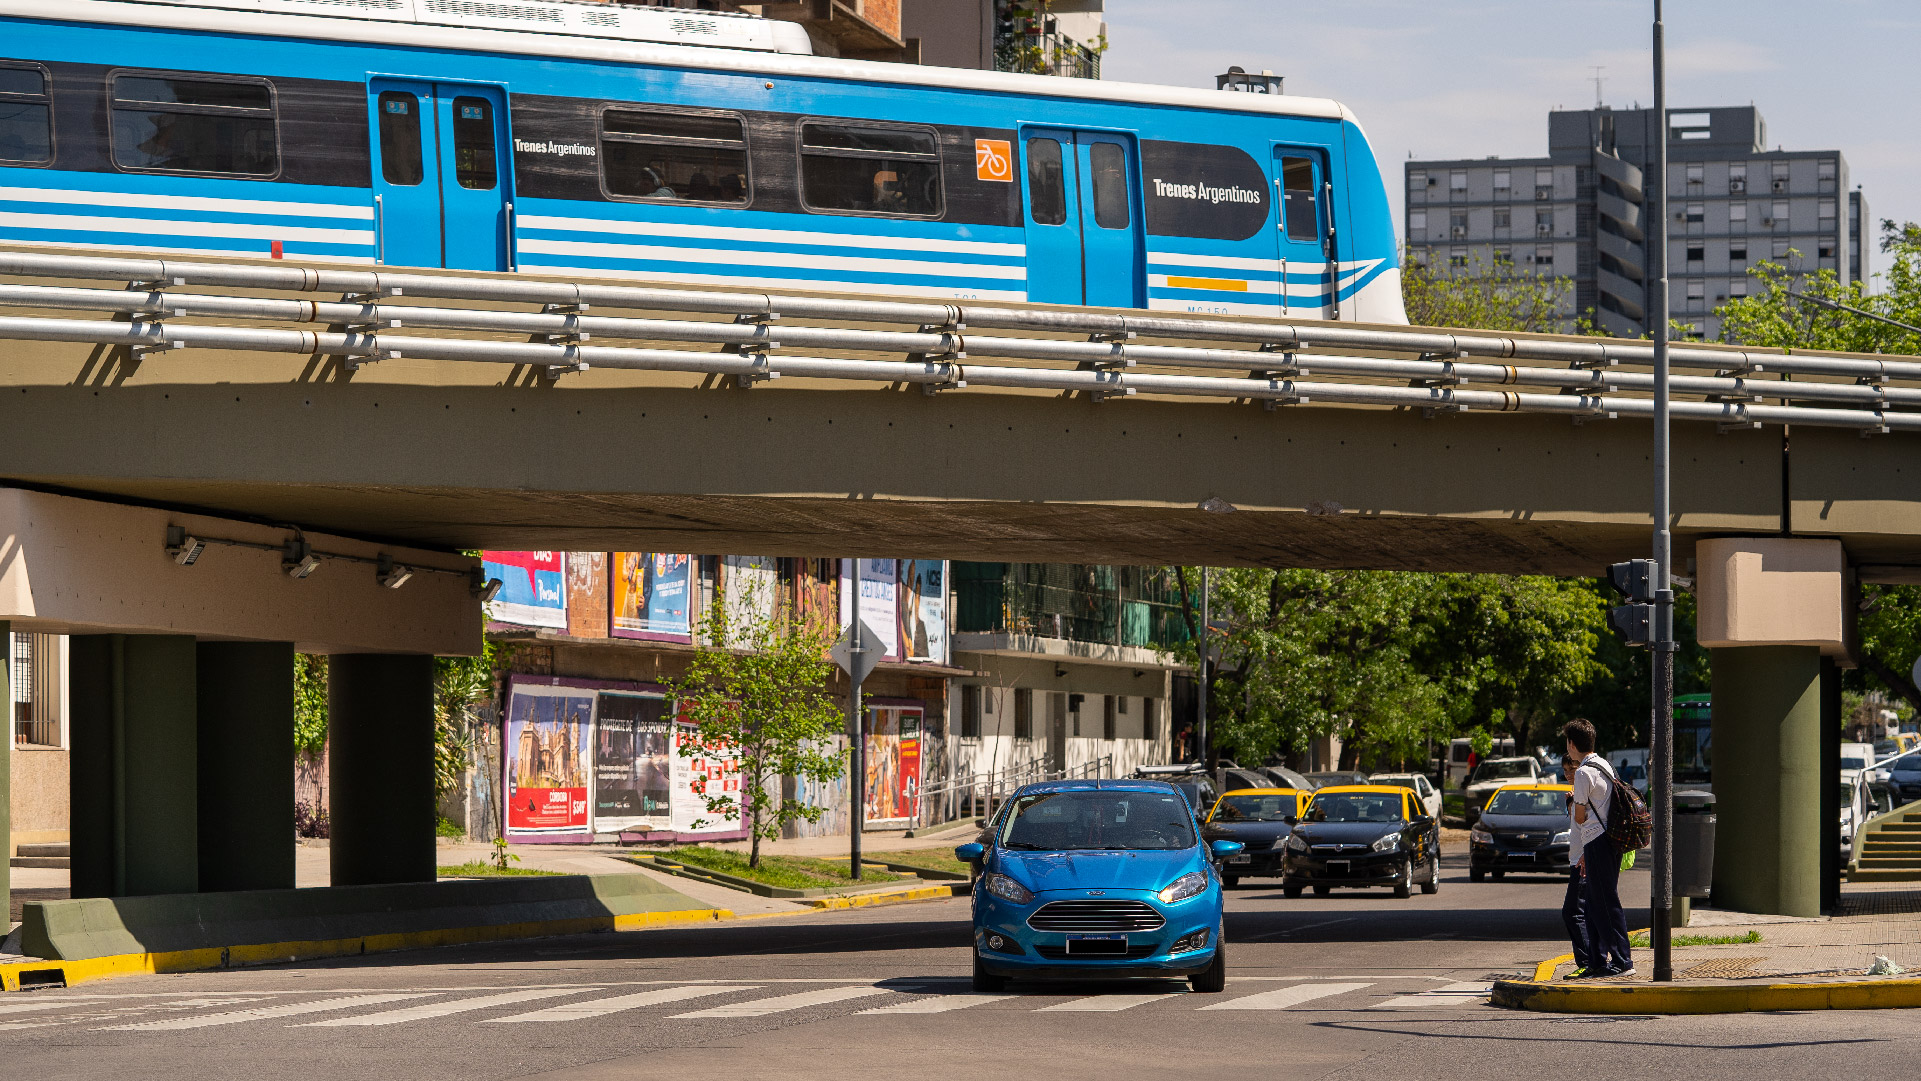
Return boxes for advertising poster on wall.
[565,552,609,639]
[611,553,695,642]
[863,703,923,827]
[841,559,901,661]
[897,560,948,664]
[483,551,567,629]
[504,682,593,838]
[720,555,779,647]
[671,722,743,836]
[592,691,672,833]
[792,558,840,642]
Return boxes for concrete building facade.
[1407,106,1866,341]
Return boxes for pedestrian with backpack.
[1557,752,1592,978]
[1567,718,1635,977]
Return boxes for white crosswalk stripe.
[1197,982,1374,1011]
[671,986,891,1018]
[484,985,753,1023]
[100,994,437,1031]
[1365,982,1491,1010]
[1037,993,1183,1013]
[0,999,116,1018]
[858,993,1015,1015]
[299,988,588,1027]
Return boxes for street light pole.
[1198,566,1211,775]
[848,617,866,882]
[1649,0,1676,984]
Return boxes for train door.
[1021,128,1143,308]
[1273,148,1333,318]
[368,80,513,271]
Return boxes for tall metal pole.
[1198,566,1210,773]
[1649,0,1676,983]
[849,618,866,882]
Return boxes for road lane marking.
[1037,994,1182,1012]
[1366,982,1491,1010]
[1198,982,1373,1011]
[0,999,118,1017]
[857,994,1016,1015]
[299,988,588,1026]
[671,986,891,1018]
[485,985,754,1023]
[98,994,435,1031]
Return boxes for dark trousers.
[1561,866,1591,972]
[1581,835,1632,972]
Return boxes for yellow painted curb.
[1533,952,1574,983]
[0,907,732,993]
[798,885,961,911]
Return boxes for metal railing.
[918,753,1117,827]
[0,250,1913,434]
[1847,746,1918,871]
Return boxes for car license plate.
[1328,860,1350,873]
[1228,855,1251,865]
[1065,934,1127,956]
[1509,852,1535,861]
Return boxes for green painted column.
[1710,644,1823,917]
[196,641,295,892]
[68,634,199,898]
[1,620,10,925]
[329,653,435,887]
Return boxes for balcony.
[953,563,1189,666]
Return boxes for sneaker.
[1607,964,1637,977]
[1561,967,1590,980]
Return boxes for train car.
[0,0,1406,322]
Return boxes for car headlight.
[1551,831,1570,845]
[1370,833,1400,853]
[983,873,1033,905]
[1469,828,1493,845]
[1158,871,1209,904]
[1285,833,1309,853]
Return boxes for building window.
[1448,247,1467,268]
[1818,158,1837,191]
[1492,168,1510,195]
[1770,160,1789,193]
[1685,162,1703,187]
[1533,245,1554,268]
[1534,166,1553,198]
[1771,238,1792,259]
[1448,169,1467,193]
[1492,245,1511,266]
[1409,246,1428,266]
[1684,203,1704,223]
[1728,278,1747,299]
[11,632,58,749]
[1818,240,1836,260]
[1407,169,1426,191]
[1818,197,1837,221]
[1407,210,1426,236]
[1142,698,1157,741]
[1450,209,1468,238]
[1771,200,1789,229]
[1729,202,1748,230]
[1014,688,1032,740]
[1729,242,1747,262]
[960,685,981,739]
[799,120,942,218]
[1686,243,1704,266]
[1102,695,1116,740]
[1728,162,1747,194]
[1685,279,1705,309]
[1493,208,1511,230]
[0,63,51,164]
[110,72,278,177]
[1068,692,1079,737]
[1535,209,1552,237]
[601,108,749,204]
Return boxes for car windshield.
[1896,754,1921,773]
[1485,789,1566,816]
[1001,790,1196,851]
[1470,760,1534,783]
[1306,792,1404,824]
[1212,794,1296,822]
[1372,776,1423,794]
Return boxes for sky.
[1100,0,1919,279]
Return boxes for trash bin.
[1673,789,1715,899]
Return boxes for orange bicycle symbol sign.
[975,139,1013,182]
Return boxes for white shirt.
[1571,754,1612,852]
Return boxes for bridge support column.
[69,634,199,897]
[1697,537,1846,918]
[196,641,296,892]
[1,621,9,922]
[329,653,436,886]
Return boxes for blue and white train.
[0,0,1407,322]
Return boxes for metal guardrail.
[0,250,1913,434]
[917,753,1116,828]
[1847,746,1917,871]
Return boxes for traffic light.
[1606,559,1657,647]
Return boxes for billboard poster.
[841,558,901,661]
[504,682,593,836]
[863,703,923,826]
[565,552,609,639]
[483,551,566,629]
[792,558,840,642]
[611,552,695,642]
[592,691,672,833]
[671,722,743,835]
[721,555,779,647]
[897,560,948,665]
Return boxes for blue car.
[956,780,1243,993]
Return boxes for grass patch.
[434,815,466,840]
[865,849,972,878]
[1629,930,1762,947]
[661,846,904,891]
[437,861,562,877]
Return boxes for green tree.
[668,584,848,869]
[433,638,506,797]
[293,653,328,755]
[1401,251,1575,333]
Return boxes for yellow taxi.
[1202,789,1308,887]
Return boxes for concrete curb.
[796,884,966,910]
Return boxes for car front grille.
[1026,900,1166,933]
[1032,942,1161,960]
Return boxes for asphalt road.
[3,856,1916,1080]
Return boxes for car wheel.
[1312,884,1330,897]
[1223,876,1239,890]
[1189,943,1227,993]
[972,953,1006,993]
[1393,859,1413,899]
[1421,852,1440,895]
[1283,885,1303,899]
[1469,868,1485,883]
[1492,871,1505,882]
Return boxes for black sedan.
[1280,786,1441,899]
[1468,784,1574,881]
[1201,789,1305,887]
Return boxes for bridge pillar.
[1697,538,1846,918]
[196,641,296,892]
[329,653,436,886]
[69,634,200,897]
[1,621,9,921]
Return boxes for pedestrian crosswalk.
[0,977,1492,1034]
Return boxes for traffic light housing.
[1606,559,1657,647]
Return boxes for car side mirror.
[955,842,986,863]
[1209,839,1245,858]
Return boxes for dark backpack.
[1592,760,1652,853]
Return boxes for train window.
[450,97,496,190]
[1089,141,1129,230]
[799,121,941,218]
[601,108,748,204]
[0,63,50,164]
[376,91,423,186]
[110,73,277,177]
[1280,155,1319,243]
[1026,137,1065,225]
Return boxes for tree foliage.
[1401,252,1574,333]
[293,653,328,755]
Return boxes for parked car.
[1462,757,1545,826]
[1221,767,1275,794]
[1369,772,1442,820]
[1841,741,1882,785]
[1468,784,1574,881]
[1888,752,1921,805]
[1441,736,1518,788]
[1258,765,1318,791]
[1202,788,1307,888]
[1169,778,1218,813]
[1280,785,1441,899]
[1303,770,1371,789]
[957,779,1237,993]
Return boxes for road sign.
[831,619,891,686]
